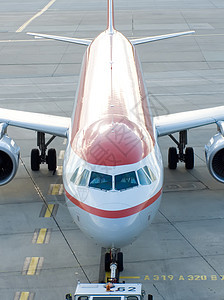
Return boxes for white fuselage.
[63,29,164,248]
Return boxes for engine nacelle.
[205,132,224,183]
[0,134,20,186]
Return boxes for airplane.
[1,0,224,272]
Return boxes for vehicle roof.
[75,283,142,295]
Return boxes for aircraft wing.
[0,108,70,138]
[154,106,224,137]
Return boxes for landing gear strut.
[168,130,194,170]
[31,132,57,171]
[105,249,123,283]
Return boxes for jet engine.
[205,130,224,183]
[0,127,20,186]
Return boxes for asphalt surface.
[0,0,224,299]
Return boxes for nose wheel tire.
[31,149,40,171]
[117,252,123,272]
[105,252,111,272]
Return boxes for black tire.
[47,148,57,171]
[65,294,72,300]
[31,149,40,171]
[168,147,178,170]
[105,252,111,272]
[148,295,153,300]
[117,252,123,272]
[185,147,194,169]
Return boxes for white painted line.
[59,150,65,159]
[0,39,48,43]
[16,0,57,33]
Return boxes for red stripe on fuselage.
[65,188,162,219]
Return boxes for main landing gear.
[105,249,123,283]
[31,132,57,172]
[168,130,194,170]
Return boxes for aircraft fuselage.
[63,29,163,248]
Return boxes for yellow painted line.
[16,0,57,32]
[49,184,63,195]
[27,257,39,275]
[120,276,141,279]
[52,184,60,195]
[36,228,47,244]
[105,271,110,282]
[44,204,54,217]
[19,292,30,300]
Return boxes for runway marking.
[48,184,64,195]
[45,204,55,217]
[59,150,65,159]
[57,165,63,176]
[32,228,51,244]
[16,0,57,33]
[39,203,58,217]
[0,39,48,43]
[14,292,35,300]
[22,257,44,275]
[19,293,29,300]
[37,228,47,244]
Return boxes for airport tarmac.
[0,0,224,299]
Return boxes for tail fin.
[107,0,115,33]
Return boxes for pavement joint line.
[158,209,223,278]
[16,0,57,33]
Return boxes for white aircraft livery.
[1,0,224,265]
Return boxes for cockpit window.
[143,166,156,181]
[70,167,90,187]
[89,171,112,191]
[70,167,80,183]
[77,169,90,186]
[137,168,151,185]
[115,171,138,191]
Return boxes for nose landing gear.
[105,249,123,283]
